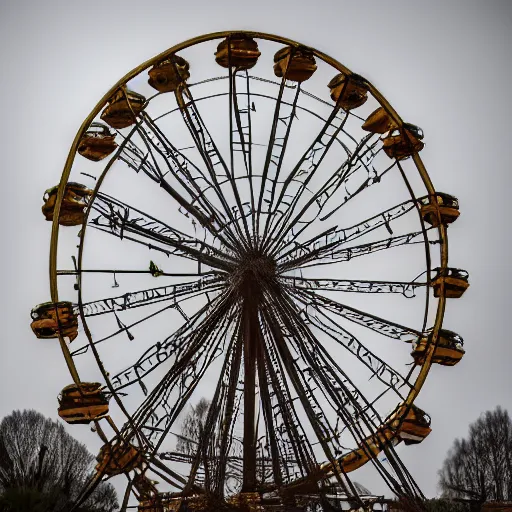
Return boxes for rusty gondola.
[100,87,146,129]
[419,193,460,227]
[215,34,261,69]
[42,182,92,226]
[148,55,190,93]
[383,124,424,160]
[273,46,317,82]
[411,329,465,366]
[95,440,143,477]
[77,122,118,161]
[391,404,432,445]
[328,73,368,111]
[431,267,470,298]
[57,382,109,424]
[30,302,78,341]
[362,107,398,134]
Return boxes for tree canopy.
[439,406,512,503]
[0,409,118,512]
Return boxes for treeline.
[0,410,117,512]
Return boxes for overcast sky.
[1,0,511,501]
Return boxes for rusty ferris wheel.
[31,32,469,511]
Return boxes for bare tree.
[439,406,512,503]
[0,409,118,512]
[175,399,244,495]
[176,398,211,456]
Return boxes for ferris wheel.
[32,32,469,512]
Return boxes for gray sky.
[1,0,511,501]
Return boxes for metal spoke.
[261,293,363,502]
[263,120,372,254]
[79,274,224,317]
[280,229,435,272]
[175,83,253,248]
[70,290,216,356]
[258,85,302,244]
[291,288,421,340]
[275,198,416,264]
[107,292,233,391]
[231,71,257,238]
[269,289,425,500]
[133,114,242,251]
[258,314,318,483]
[125,298,238,441]
[89,193,236,271]
[268,146,395,257]
[291,290,412,394]
[117,121,241,253]
[58,269,216,277]
[260,106,347,252]
[282,276,426,298]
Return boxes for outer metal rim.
[49,30,448,451]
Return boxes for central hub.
[231,251,277,298]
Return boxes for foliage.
[0,409,118,512]
[439,406,512,503]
